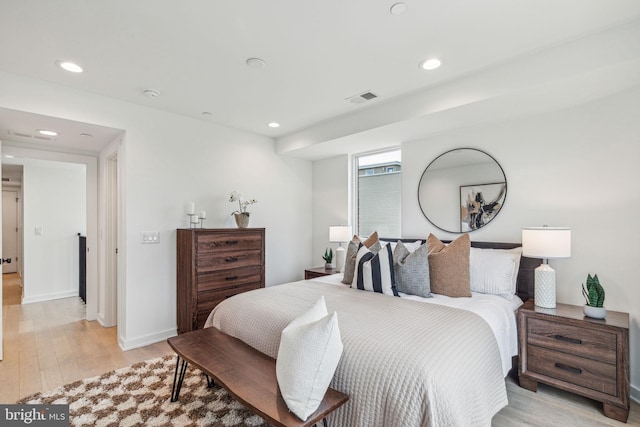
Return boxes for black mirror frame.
[417,148,507,234]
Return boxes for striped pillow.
[352,243,398,296]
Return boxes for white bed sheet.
[309,273,522,376]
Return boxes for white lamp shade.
[329,225,353,243]
[522,227,571,259]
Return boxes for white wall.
[0,71,313,350]
[21,159,86,303]
[312,86,640,398]
[311,155,350,267]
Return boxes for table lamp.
[330,225,352,273]
[522,226,571,308]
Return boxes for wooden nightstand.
[304,266,337,280]
[518,299,630,422]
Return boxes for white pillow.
[469,247,522,299]
[352,243,398,296]
[276,297,344,421]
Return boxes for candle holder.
[186,204,207,229]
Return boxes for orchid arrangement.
[229,190,257,215]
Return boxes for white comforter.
[205,279,510,427]
[313,273,522,376]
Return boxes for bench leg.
[313,418,329,427]
[205,374,215,388]
[171,355,188,402]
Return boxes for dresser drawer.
[528,345,617,395]
[197,232,262,254]
[527,317,617,364]
[196,250,262,273]
[197,265,262,292]
[195,283,262,329]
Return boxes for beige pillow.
[341,232,380,284]
[427,233,471,297]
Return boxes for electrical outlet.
[142,231,160,244]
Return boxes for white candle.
[187,202,195,215]
[191,215,199,223]
[199,210,207,219]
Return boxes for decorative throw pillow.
[393,241,431,298]
[341,232,380,284]
[352,242,398,296]
[427,233,471,297]
[276,296,344,421]
[470,247,522,299]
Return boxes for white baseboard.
[631,384,640,404]
[119,328,176,351]
[22,290,78,304]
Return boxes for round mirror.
[418,148,507,233]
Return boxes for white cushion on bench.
[276,296,344,421]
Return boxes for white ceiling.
[0,1,639,155]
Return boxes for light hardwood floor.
[1,273,638,425]
[0,273,172,403]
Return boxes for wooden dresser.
[518,300,630,422]
[177,228,265,334]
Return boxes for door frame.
[1,145,98,321]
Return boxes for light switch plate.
[142,231,160,244]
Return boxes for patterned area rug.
[17,355,270,426]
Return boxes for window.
[354,149,401,237]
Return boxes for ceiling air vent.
[346,91,378,105]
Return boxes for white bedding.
[206,278,510,427]
[310,272,522,376]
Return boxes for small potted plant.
[581,274,606,319]
[323,248,334,270]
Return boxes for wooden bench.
[167,327,349,427]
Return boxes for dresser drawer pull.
[225,256,239,263]
[208,240,239,248]
[225,276,238,281]
[555,363,582,375]
[554,334,582,345]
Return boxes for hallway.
[0,273,171,402]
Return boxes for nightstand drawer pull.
[555,363,582,375]
[225,256,239,263]
[554,334,582,345]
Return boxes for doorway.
[2,190,19,274]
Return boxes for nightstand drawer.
[527,317,617,363]
[528,345,617,396]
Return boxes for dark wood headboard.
[380,238,541,302]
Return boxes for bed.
[204,239,541,427]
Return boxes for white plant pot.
[583,305,606,319]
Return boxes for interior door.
[2,190,18,273]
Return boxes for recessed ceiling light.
[38,129,58,136]
[4,155,15,159]
[267,122,280,128]
[56,60,83,73]
[143,89,160,98]
[390,2,407,15]
[201,111,213,116]
[246,58,266,69]
[420,58,442,71]
[80,133,92,138]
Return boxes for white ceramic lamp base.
[335,246,346,273]
[535,264,556,309]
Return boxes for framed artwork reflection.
[460,182,506,232]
